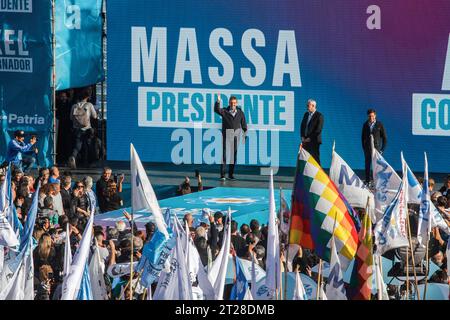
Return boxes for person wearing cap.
[6,130,37,172]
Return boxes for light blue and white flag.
[371,141,401,223]
[330,144,375,221]
[61,212,94,300]
[137,225,176,288]
[0,184,40,299]
[417,153,432,247]
[77,263,93,300]
[0,212,19,248]
[153,218,193,300]
[230,257,250,300]
[63,223,72,277]
[325,236,347,300]
[265,170,280,300]
[374,159,409,255]
[0,238,34,300]
[131,143,168,238]
[402,155,450,236]
[19,185,40,252]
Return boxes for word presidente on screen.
[138,87,294,131]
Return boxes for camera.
[102,240,109,246]
[114,173,124,183]
[48,272,53,279]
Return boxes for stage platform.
[59,162,448,209]
[60,162,298,192]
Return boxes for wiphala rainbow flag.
[289,147,359,269]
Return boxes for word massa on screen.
[131,27,302,87]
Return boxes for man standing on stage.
[300,99,324,165]
[214,94,247,180]
[361,108,387,185]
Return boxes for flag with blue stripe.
[230,257,249,300]
[77,263,93,300]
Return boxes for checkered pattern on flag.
[348,212,373,300]
[289,147,359,270]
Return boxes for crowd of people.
[0,158,449,300]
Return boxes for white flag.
[371,140,402,222]
[153,218,193,300]
[374,157,409,255]
[325,237,347,300]
[330,145,375,221]
[146,286,152,300]
[319,282,328,300]
[403,157,450,236]
[265,170,280,300]
[89,240,109,300]
[373,254,389,300]
[61,212,94,300]
[293,271,307,300]
[180,217,216,300]
[0,239,33,300]
[250,255,258,300]
[417,153,432,247]
[208,208,232,300]
[130,143,168,239]
[0,213,19,248]
[243,287,254,300]
[63,223,72,277]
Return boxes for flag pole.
[406,242,409,299]
[282,186,292,300]
[423,230,431,300]
[376,255,383,300]
[287,144,303,299]
[129,211,134,300]
[316,259,323,300]
[406,214,420,300]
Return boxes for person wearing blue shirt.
[6,130,37,172]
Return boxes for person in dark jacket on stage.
[361,108,387,184]
[300,99,324,165]
[214,94,248,180]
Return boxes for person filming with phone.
[6,130,37,172]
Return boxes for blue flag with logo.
[137,219,176,288]
[230,257,250,300]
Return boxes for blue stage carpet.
[94,187,292,230]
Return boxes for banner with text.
[107,0,450,171]
[0,0,53,167]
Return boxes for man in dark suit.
[301,99,324,165]
[214,94,248,180]
[361,108,387,184]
